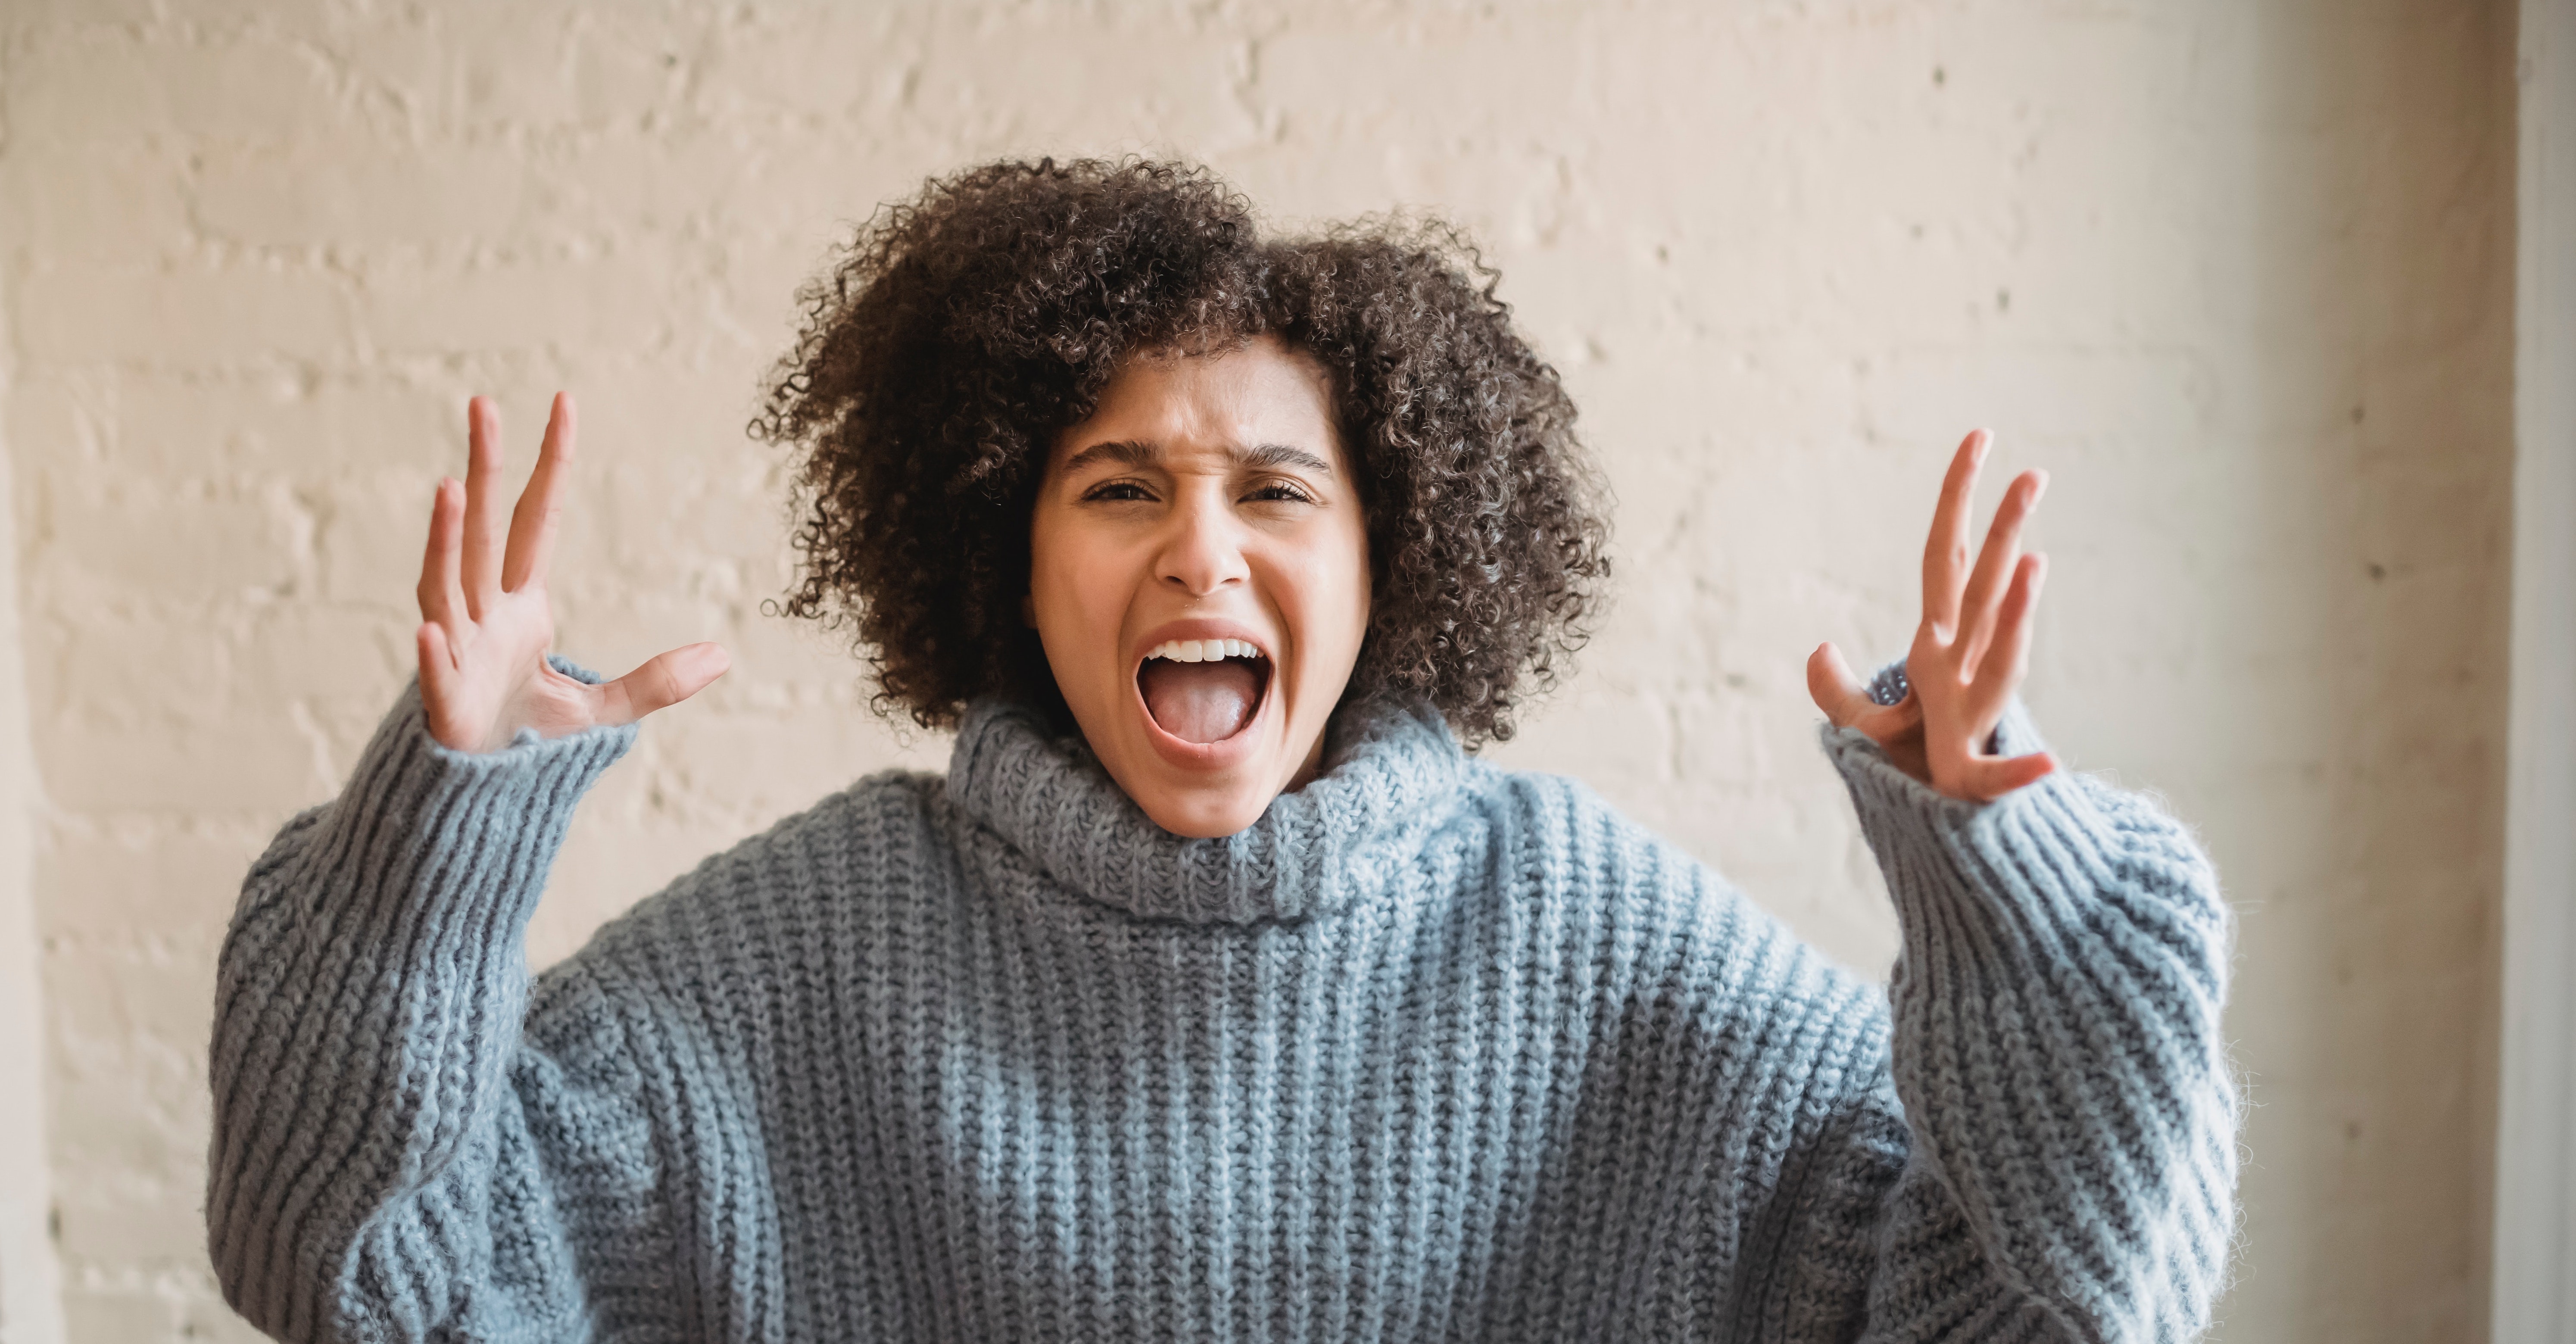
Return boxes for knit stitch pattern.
[207,657,2237,1342]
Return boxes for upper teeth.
[1145,638,1260,663]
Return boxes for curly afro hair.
[749,157,1610,748]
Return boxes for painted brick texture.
[0,2,2514,1340]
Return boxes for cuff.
[322,654,638,940]
[1819,721,2118,942]
[1817,693,2221,978]
[1822,658,2128,966]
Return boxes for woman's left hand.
[1806,428,2058,802]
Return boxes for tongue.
[1139,659,1260,744]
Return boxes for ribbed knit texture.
[207,656,2237,1342]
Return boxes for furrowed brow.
[1234,443,1335,475]
[1060,439,1160,474]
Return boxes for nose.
[1155,487,1250,597]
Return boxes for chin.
[1127,782,1277,840]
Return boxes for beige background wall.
[0,1,2517,1339]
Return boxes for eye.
[1244,480,1318,505]
[1080,480,1155,503]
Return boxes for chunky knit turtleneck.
[207,658,2238,1343]
[947,696,1476,923]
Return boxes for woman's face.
[1028,335,1372,838]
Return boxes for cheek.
[1281,519,1372,656]
[1032,506,1100,589]
[1029,515,1135,669]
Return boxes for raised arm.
[1793,432,2239,1340]
[206,393,726,1339]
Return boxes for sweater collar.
[945,695,1475,924]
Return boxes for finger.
[1966,552,2046,727]
[502,391,577,592]
[415,619,456,677]
[415,622,468,749]
[414,477,469,643]
[1921,429,1990,639]
[1806,642,1924,740]
[1806,641,1875,727]
[460,396,505,612]
[592,642,731,726]
[1957,468,2046,675]
[1956,750,2058,801]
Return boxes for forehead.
[1053,336,1342,469]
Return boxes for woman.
[207,159,2236,1342]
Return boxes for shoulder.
[638,766,952,910]
[1455,759,1768,935]
[527,768,952,1018]
[1458,761,1897,1134]
[1461,761,1890,1030]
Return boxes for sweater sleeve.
[1807,671,2239,1342]
[205,659,671,1342]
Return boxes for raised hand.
[415,392,729,753]
[1806,428,2056,802]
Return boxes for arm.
[1824,706,2236,1342]
[1791,431,2237,1339]
[207,392,726,1339]
[1752,699,2233,1344]
[207,673,653,1339]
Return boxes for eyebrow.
[1061,439,1336,477]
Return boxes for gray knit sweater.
[207,658,2237,1342]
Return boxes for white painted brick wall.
[0,2,2517,1339]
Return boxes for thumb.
[593,641,730,726]
[1806,642,1877,727]
[1807,641,1922,742]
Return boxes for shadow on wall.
[2224,0,2513,1335]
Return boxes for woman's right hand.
[415,392,729,754]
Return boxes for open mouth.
[1136,638,1272,745]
